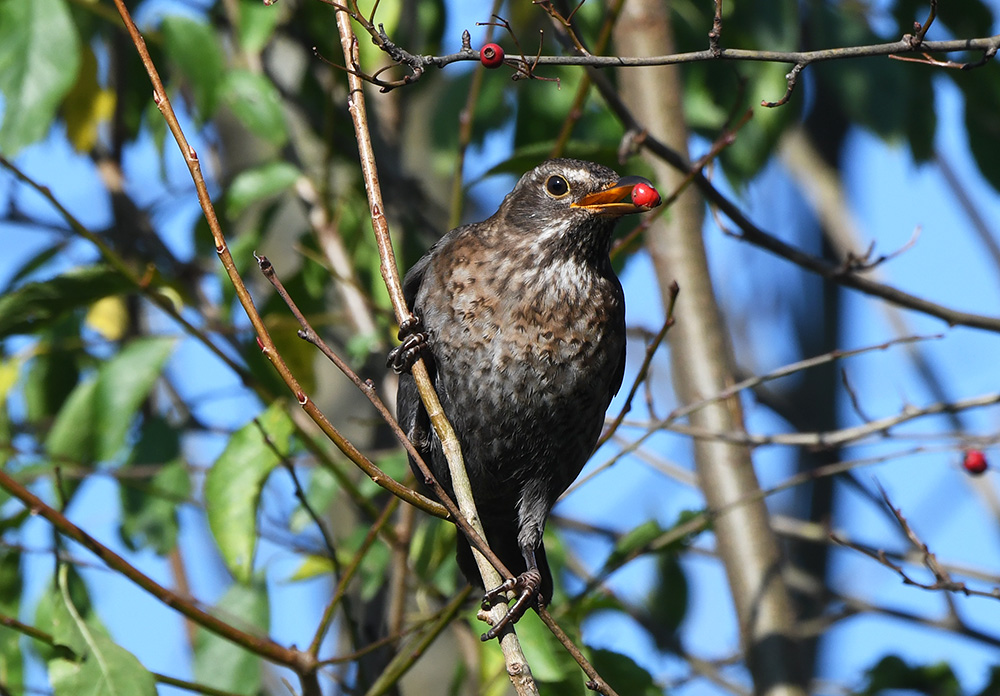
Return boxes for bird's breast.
[425,253,624,410]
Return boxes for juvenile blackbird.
[390,158,660,636]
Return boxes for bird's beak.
[571,176,661,215]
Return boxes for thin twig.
[0,468,314,672]
[829,484,1000,601]
[0,612,245,696]
[256,254,448,519]
[597,283,679,448]
[362,587,473,696]
[585,70,1000,332]
[537,608,622,696]
[346,15,1000,92]
[310,498,400,656]
[330,6,538,692]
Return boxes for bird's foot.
[386,315,427,374]
[478,568,543,641]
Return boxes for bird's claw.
[479,568,543,641]
[386,315,427,374]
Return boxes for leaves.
[219,70,288,146]
[237,0,284,54]
[856,655,960,696]
[161,15,226,120]
[45,337,176,464]
[193,581,269,695]
[226,161,301,218]
[204,402,295,584]
[589,650,659,696]
[0,266,133,339]
[48,566,156,696]
[63,45,117,153]
[0,0,80,153]
[0,548,23,693]
[119,417,188,555]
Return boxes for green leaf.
[515,611,580,688]
[238,0,283,54]
[94,337,175,461]
[286,554,334,581]
[48,567,156,696]
[962,72,1000,192]
[604,520,664,569]
[119,419,189,555]
[161,15,226,119]
[204,402,295,583]
[0,548,23,693]
[589,650,658,696]
[119,462,188,555]
[220,69,288,146]
[289,465,340,533]
[24,326,83,423]
[45,377,99,465]
[226,161,301,218]
[0,266,132,339]
[858,654,960,696]
[63,44,116,153]
[0,0,81,154]
[974,666,1000,696]
[646,552,688,648]
[193,581,268,694]
[46,337,175,464]
[409,516,459,592]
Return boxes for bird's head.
[496,158,660,263]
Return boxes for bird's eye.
[545,175,570,198]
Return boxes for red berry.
[631,182,661,208]
[480,43,505,69]
[963,449,988,475]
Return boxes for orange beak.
[571,176,661,215]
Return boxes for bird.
[389,158,660,638]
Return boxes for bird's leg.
[386,314,428,374]
[479,547,544,641]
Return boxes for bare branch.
[830,485,1000,601]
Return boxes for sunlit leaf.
[45,337,175,464]
[0,0,80,153]
[0,266,132,339]
[49,566,156,696]
[85,296,129,342]
[204,402,295,583]
[287,554,334,581]
[63,45,116,153]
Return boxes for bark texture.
[613,3,807,694]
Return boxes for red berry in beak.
[480,44,505,69]
[631,182,661,208]
[963,449,988,475]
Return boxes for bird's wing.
[401,223,477,311]
[611,342,627,399]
